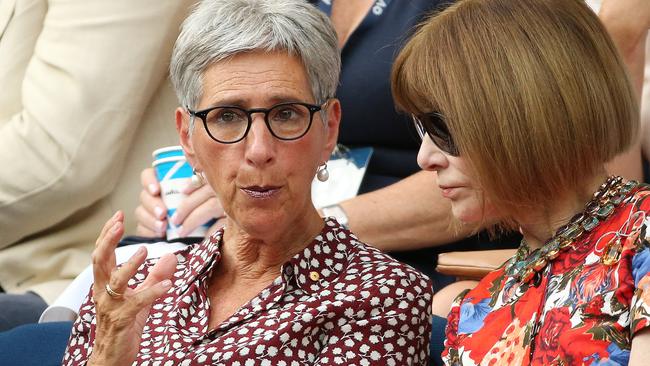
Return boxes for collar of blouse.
[172,218,356,296]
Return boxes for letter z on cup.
[152,146,212,239]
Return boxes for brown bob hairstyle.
[392,0,638,221]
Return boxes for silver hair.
[170,0,341,123]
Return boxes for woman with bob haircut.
[392,0,650,364]
[61,0,433,364]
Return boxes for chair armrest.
[436,249,517,280]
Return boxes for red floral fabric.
[63,218,433,365]
[442,185,650,365]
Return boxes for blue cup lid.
[152,145,184,160]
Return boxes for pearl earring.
[316,163,329,182]
[191,169,206,187]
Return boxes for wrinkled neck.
[216,210,323,283]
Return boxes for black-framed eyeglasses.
[187,101,326,144]
[412,112,459,156]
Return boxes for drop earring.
[191,168,206,186]
[316,163,329,182]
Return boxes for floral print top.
[442,185,650,365]
[64,218,433,365]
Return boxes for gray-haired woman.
[62,0,432,365]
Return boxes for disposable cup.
[152,150,211,239]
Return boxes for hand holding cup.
[136,146,226,239]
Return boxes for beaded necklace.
[506,176,639,284]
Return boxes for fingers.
[107,246,149,295]
[135,223,163,238]
[172,184,218,224]
[182,177,202,195]
[96,247,176,308]
[138,188,167,221]
[96,211,123,246]
[130,278,173,311]
[136,253,178,299]
[93,248,174,336]
[171,184,224,234]
[141,168,224,238]
[141,167,160,196]
[92,212,124,290]
[178,197,224,236]
[135,204,166,237]
[135,168,167,237]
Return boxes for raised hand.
[88,211,177,366]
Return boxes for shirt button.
[309,271,320,281]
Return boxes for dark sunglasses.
[412,112,459,156]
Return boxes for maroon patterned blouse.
[63,218,433,365]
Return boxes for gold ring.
[105,283,123,298]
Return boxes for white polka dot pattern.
[63,218,433,365]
